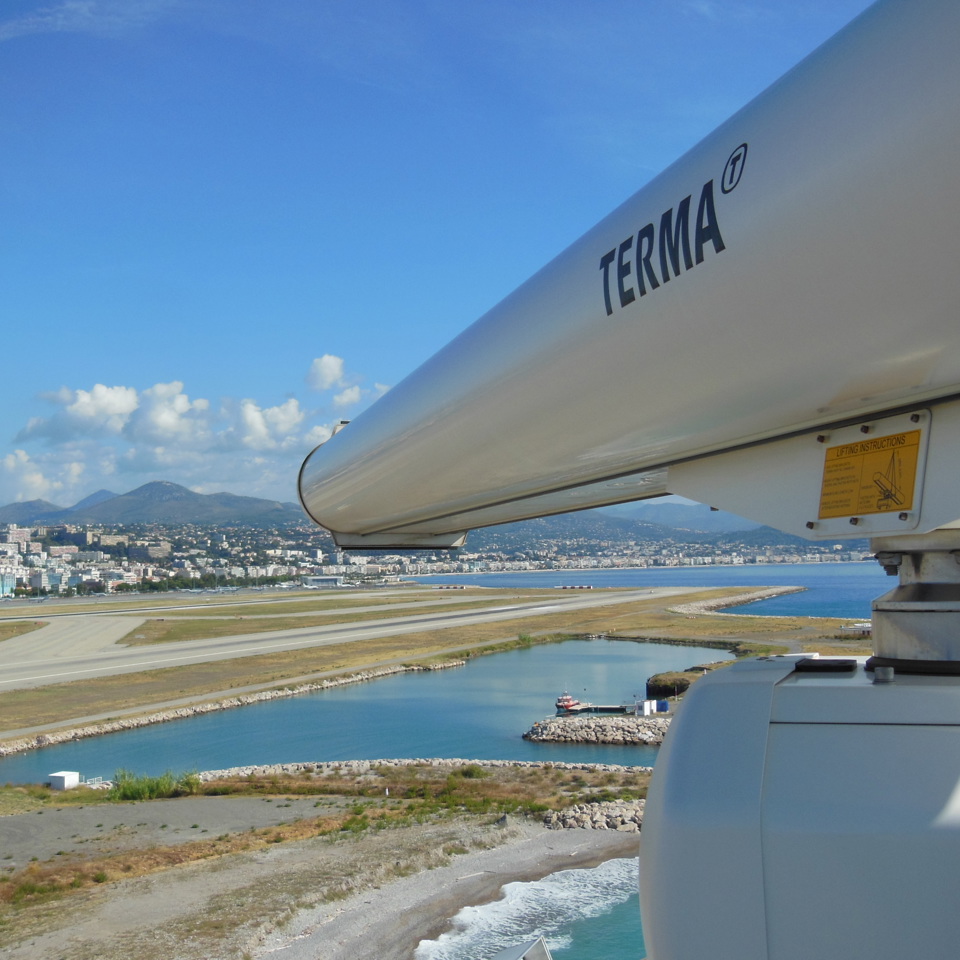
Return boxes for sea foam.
[414,856,639,960]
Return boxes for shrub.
[455,764,488,780]
[108,769,202,801]
[340,814,369,834]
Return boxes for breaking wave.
[414,856,639,960]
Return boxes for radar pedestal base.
[872,529,960,664]
[640,530,960,959]
[639,654,960,960]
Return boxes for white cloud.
[333,385,361,408]
[1,449,62,502]
[122,443,198,470]
[221,397,306,452]
[17,383,139,442]
[305,357,389,411]
[125,381,210,445]
[304,424,333,447]
[307,354,346,391]
[263,397,304,435]
[67,384,139,430]
[3,372,389,505]
[238,399,286,450]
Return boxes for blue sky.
[1,0,874,507]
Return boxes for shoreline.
[252,817,640,960]
[408,558,872,580]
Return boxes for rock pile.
[523,714,670,745]
[544,798,645,831]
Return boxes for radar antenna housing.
[297,0,960,956]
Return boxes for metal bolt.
[805,521,816,529]
[849,517,860,525]
[860,425,871,434]
[910,413,920,423]
[876,551,902,576]
[899,512,909,521]
[816,435,827,443]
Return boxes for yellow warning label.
[818,430,921,519]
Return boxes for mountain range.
[599,500,762,533]
[0,481,303,527]
[0,482,756,532]
[0,480,841,552]
[463,505,825,554]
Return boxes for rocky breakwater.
[199,758,648,781]
[523,714,670,745]
[544,798,645,831]
[668,585,804,615]
[0,661,466,758]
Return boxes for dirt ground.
[1,802,638,960]
[2,794,352,866]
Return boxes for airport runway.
[0,587,701,692]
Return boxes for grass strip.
[118,594,558,645]
[0,622,44,644]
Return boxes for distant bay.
[411,560,888,619]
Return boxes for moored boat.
[555,692,582,713]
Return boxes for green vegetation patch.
[109,769,202,801]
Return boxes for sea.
[0,561,887,959]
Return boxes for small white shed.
[48,771,80,791]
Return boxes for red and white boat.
[555,692,581,713]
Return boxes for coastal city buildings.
[0,519,872,597]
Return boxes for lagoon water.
[0,561,886,958]
[0,638,730,784]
